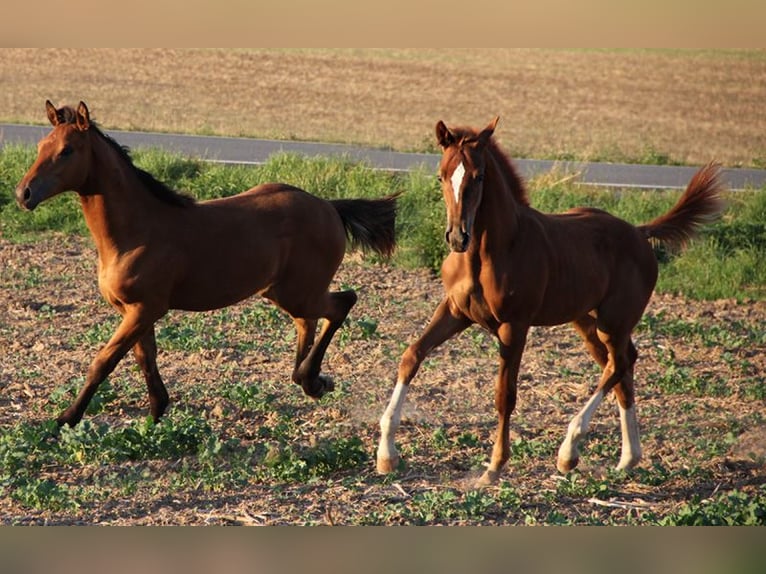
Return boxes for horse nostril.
[23,187,31,203]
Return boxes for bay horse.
[15,100,398,427]
[376,117,724,485]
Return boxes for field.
[0,49,765,525]
[1,49,765,167]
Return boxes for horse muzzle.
[445,226,470,253]
[15,183,41,211]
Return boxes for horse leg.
[293,290,357,399]
[58,304,157,427]
[613,341,641,470]
[290,318,317,386]
[477,322,528,486]
[132,327,169,422]
[376,298,471,474]
[572,314,608,368]
[557,320,639,473]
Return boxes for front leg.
[57,305,159,427]
[477,322,528,486]
[376,297,471,474]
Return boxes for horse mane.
[58,106,196,208]
[451,126,530,207]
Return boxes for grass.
[3,146,763,301]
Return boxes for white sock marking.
[617,403,642,469]
[558,389,604,465]
[378,381,409,463]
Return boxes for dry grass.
[1,48,764,166]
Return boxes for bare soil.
[1,234,764,525]
[1,49,764,167]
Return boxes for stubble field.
[0,49,764,525]
[1,49,765,166]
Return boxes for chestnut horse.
[16,101,398,427]
[377,117,724,485]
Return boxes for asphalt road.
[2,123,764,191]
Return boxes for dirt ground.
[1,234,764,525]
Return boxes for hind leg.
[557,315,641,472]
[132,327,169,422]
[613,343,641,470]
[293,290,358,398]
[291,318,317,385]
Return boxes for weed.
[259,436,368,482]
[10,477,81,512]
[555,471,616,499]
[657,486,766,525]
[221,380,278,413]
[47,379,119,416]
[58,411,215,464]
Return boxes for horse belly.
[169,197,345,312]
[170,261,276,311]
[168,235,283,311]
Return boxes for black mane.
[97,128,196,208]
[60,106,196,208]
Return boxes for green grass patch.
[656,486,766,526]
[2,146,765,301]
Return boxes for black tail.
[331,193,400,258]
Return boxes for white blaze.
[451,162,465,203]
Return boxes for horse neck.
[470,150,522,254]
[78,137,162,258]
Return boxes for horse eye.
[436,174,443,183]
[58,145,73,159]
[475,173,484,183]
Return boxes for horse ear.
[45,100,59,126]
[477,116,499,145]
[435,120,456,149]
[76,101,91,131]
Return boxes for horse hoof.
[376,455,399,474]
[476,469,500,487]
[56,411,79,427]
[318,374,335,394]
[303,374,335,399]
[616,455,640,471]
[556,456,579,474]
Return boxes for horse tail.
[331,192,400,258]
[638,162,726,251]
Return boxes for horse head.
[435,116,499,252]
[16,100,93,210]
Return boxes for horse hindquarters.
[557,255,651,474]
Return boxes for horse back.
[166,183,347,311]
[530,207,658,323]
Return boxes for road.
[2,123,764,191]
